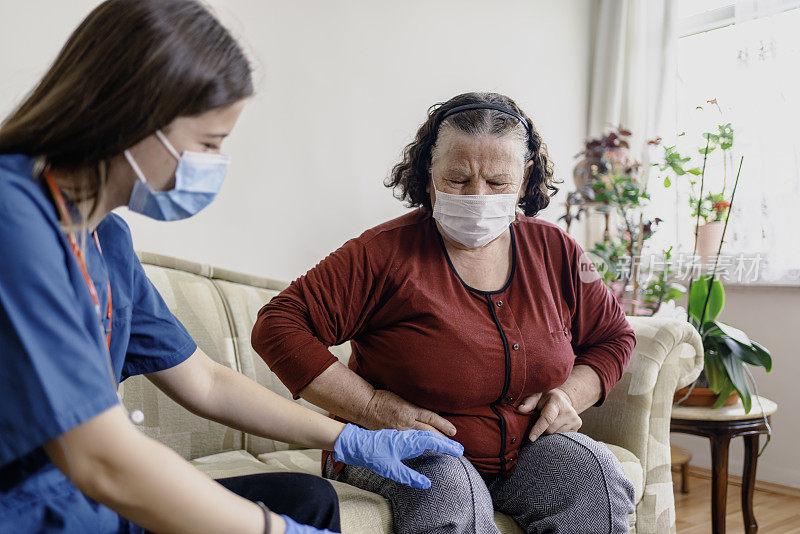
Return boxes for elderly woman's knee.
[406,451,480,496]
[545,433,635,507]
[522,433,630,487]
[395,451,496,531]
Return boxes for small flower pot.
[695,221,724,264]
[673,386,739,407]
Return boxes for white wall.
[0,0,594,282]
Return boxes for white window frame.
[680,0,800,37]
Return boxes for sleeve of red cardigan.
[566,237,637,407]
[251,237,381,399]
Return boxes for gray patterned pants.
[323,431,635,534]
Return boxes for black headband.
[434,103,532,137]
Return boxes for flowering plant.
[563,127,682,315]
[653,99,734,224]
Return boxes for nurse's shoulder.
[0,153,61,230]
[97,211,134,249]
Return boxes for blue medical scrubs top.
[0,154,197,533]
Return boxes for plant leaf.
[724,337,773,372]
[704,350,727,393]
[711,379,736,409]
[712,321,752,346]
[719,350,752,413]
[689,276,725,324]
[750,341,773,372]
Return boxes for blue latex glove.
[281,514,338,534]
[332,423,465,489]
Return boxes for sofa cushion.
[191,449,275,478]
[605,443,644,504]
[120,264,244,459]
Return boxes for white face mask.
[431,177,523,248]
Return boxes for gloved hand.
[332,423,465,489]
[280,514,338,534]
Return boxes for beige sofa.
[121,251,704,534]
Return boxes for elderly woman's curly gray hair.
[386,92,559,217]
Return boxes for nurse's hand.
[279,514,338,533]
[332,423,465,489]
[517,388,582,442]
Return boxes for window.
[650,1,800,284]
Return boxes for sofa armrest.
[578,316,703,533]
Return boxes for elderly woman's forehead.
[435,132,523,167]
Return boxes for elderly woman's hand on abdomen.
[517,388,583,442]
[361,389,458,438]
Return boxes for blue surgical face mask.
[125,129,230,221]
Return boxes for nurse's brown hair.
[0,0,252,222]
[386,92,558,217]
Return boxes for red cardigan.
[251,209,636,477]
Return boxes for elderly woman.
[252,92,637,533]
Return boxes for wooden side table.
[670,395,778,534]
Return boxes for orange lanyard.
[44,170,112,349]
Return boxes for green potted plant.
[680,274,773,411]
[654,102,773,412]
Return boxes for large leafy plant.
[674,115,773,413]
[687,275,772,412]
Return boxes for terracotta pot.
[695,221,724,264]
[673,386,738,407]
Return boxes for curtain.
[587,0,678,163]
[581,0,678,250]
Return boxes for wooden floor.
[673,472,800,533]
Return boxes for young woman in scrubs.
[0,1,463,533]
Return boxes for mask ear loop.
[155,130,181,161]
[124,150,148,184]
[123,129,181,186]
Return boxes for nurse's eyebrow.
[205,133,229,139]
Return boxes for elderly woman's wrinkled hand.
[517,388,582,442]
[361,389,457,438]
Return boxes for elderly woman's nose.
[464,181,492,195]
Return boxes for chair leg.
[681,461,690,493]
